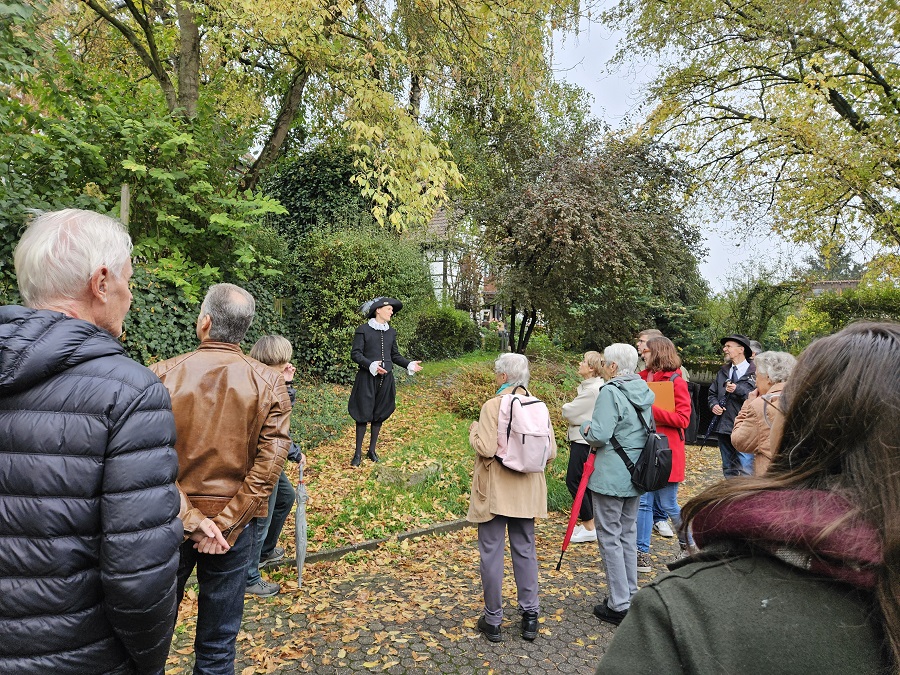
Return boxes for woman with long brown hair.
[597,322,899,673]
[635,336,692,571]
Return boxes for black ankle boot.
[477,616,501,643]
[367,448,379,462]
[521,611,538,641]
[350,450,362,467]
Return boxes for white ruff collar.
[368,319,390,331]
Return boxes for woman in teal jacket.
[581,343,654,626]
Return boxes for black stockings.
[353,421,383,464]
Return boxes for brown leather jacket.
[151,342,292,545]
[731,381,786,476]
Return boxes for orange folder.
[647,381,675,412]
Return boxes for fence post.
[120,184,130,226]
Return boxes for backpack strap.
[668,372,685,441]
[503,386,532,442]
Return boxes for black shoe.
[350,450,362,467]
[520,611,538,641]
[477,616,501,643]
[367,449,379,462]
[593,599,628,626]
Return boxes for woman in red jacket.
[636,336,692,570]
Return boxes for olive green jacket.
[597,550,884,675]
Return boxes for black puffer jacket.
[0,307,182,675]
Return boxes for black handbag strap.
[610,434,635,473]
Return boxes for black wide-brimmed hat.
[720,334,753,360]
[362,296,403,319]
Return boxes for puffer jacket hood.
[0,306,123,396]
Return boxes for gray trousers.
[591,491,640,612]
[477,516,539,625]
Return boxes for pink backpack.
[496,389,553,473]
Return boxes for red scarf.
[692,490,883,589]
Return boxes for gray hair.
[754,351,797,384]
[749,340,764,356]
[14,209,133,308]
[199,283,256,344]
[250,334,293,366]
[604,343,639,375]
[495,352,530,388]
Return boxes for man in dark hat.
[347,296,423,467]
[707,335,757,477]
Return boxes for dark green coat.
[598,550,886,674]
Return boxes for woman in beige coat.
[468,353,556,644]
[732,351,797,475]
[561,351,605,543]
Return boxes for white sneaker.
[570,525,597,543]
[653,520,675,538]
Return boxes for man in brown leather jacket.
[151,283,291,675]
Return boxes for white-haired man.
[0,209,222,674]
[151,283,292,674]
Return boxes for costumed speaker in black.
[347,297,423,466]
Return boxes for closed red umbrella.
[556,448,597,571]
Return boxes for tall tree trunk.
[241,64,310,191]
[509,302,517,353]
[515,309,528,354]
[175,0,200,118]
[408,72,422,121]
[520,308,537,352]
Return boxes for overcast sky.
[552,22,806,293]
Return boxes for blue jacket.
[0,307,182,675]
[581,374,654,497]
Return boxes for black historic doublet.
[347,323,412,423]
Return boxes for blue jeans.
[637,482,687,552]
[718,434,753,478]
[247,471,295,586]
[177,519,256,675]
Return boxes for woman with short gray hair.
[581,343,654,626]
[732,351,797,475]
[468,353,556,643]
[494,352,530,388]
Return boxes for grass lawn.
[285,349,582,554]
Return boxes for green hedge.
[406,305,481,361]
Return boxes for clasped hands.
[189,517,230,555]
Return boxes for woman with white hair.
[581,344,654,626]
[468,353,557,643]
[732,351,797,475]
